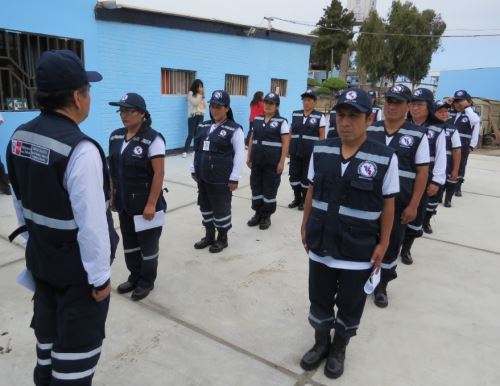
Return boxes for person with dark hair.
[300,88,399,379]
[366,84,429,308]
[288,89,326,210]
[433,101,461,207]
[246,92,290,229]
[448,90,480,196]
[108,93,166,301]
[184,79,205,158]
[6,49,115,385]
[246,91,264,146]
[368,90,383,121]
[403,88,446,256]
[191,90,245,253]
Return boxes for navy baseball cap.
[433,100,451,111]
[109,93,147,112]
[36,49,102,92]
[453,90,471,100]
[385,84,412,101]
[334,88,372,113]
[301,89,317,100]
[264,92,280,105]
[411,88,434,103]
[209,90,230,106]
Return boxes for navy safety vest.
[423,122,444,182]
[108,125,166,216]
[327,110,338,139]
[367,121,426,205]
[193,119,242,183]
[451,111,473,148]
[251,114,287,166]
[289,109,323,157]
[306,137,394,262]
[372,105,382,120]
[7,111,113,286]
[443,123,459,174]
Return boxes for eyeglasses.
[386,98,406,105]
[117,109,138,116]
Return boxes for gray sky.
[119,0,500,71]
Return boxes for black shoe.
[455,190,462,197]
[444,200,451,208]
[298,202,304,211]
[117,280,137,294]
[374,282,388,308]
[300,330,331,371]
[324,334,349,379]
[400,236,414,265]
[209,231,228,253]
[247,214,261,227]
[131,285,154,301]
[194,228,215,249]
[0,181,11,195]
[423,223,433,234]
[259,216,271,230]
[288,198,300,208]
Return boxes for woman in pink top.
[246,91,264,146]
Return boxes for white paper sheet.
[133,211,165,232]
[364,267,381,295]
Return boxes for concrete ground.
[0,151,499,386]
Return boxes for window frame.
[224,74,248,96]
[161,68,196,96]
[270,78,288,97]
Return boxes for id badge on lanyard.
[203,140,210,151]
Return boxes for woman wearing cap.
[191,90,245,253]
[246,91,265,146]
[246,92,290,229]
[183,79,205,158]
[403,88,446,259]
[108,93,166,301]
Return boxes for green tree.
[310,0,356,73]
[321,77,348,93]
[356,10,391,89]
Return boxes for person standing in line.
[433,101,462,208]
[402,88,446,259]
[366,84,429,308]
[368,90,383,121]
[192,90,245,253]
[7,49,112,385]
[449,90,480,197]
[288,89,326,210]
[246,91,264,147]
[326,93,339,139]
[300,88,399,379]
[183,79,205,158]
[246,92,290,229]
[108,93,166,301]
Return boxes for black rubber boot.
[209,230,228,253]
[247,213,261,227]
[374,281,388,308]
[444,186,455,207]
[300,329,331,371]
[400,236,415,265]
[194,227,215,249]
[455,182,462,197]
[259,216,271,230]
[131,285,154,301]
[288,190,301,208]
[324,333,350,379]
[423,213,433,234]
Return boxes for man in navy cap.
[300,88,399,379]
[7,49,114,385]
[448,90,480,196]
[288,89,326,210]
[366,84,429,307]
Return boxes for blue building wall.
[0,0,311,158]
[436,68,500,101]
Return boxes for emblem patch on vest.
[309,118,317,125]
[358,161,378,178]
[11,140,50,165]
[462,117,468,123]
[219,129,227,138]
[427,130,435,139]
[399,135,414,147]
[270,121,279,128]
[133,146,143,156]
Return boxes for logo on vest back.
[11,139,50,165]
[358,161,377,178]
[427,130,435,139]
[270,121,279,128]
[219,129,227,138]
[399,135,414,147]
[133,146,143,156]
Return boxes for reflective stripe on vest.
[312,199,328,211]
[314,145,340,155]
[23,207,77,230]
[460,133,472,139]
[338,205,381,220]
[399,170,416,179]
[253,140,282,148]
[110,134,125,141]
[356,151,390,165]
[446,150,452,155]
[12,130,72,156]
[367,126,384,132]
[302,135,320,141]
[291,134,300,139]
[399,128,423,137]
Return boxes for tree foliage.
[310,0,356,71]
[322,77,348,92]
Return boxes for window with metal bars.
[224,74,248,96]
[161,68,196,95]
[270,78,287,96]
[0,28,83,111]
